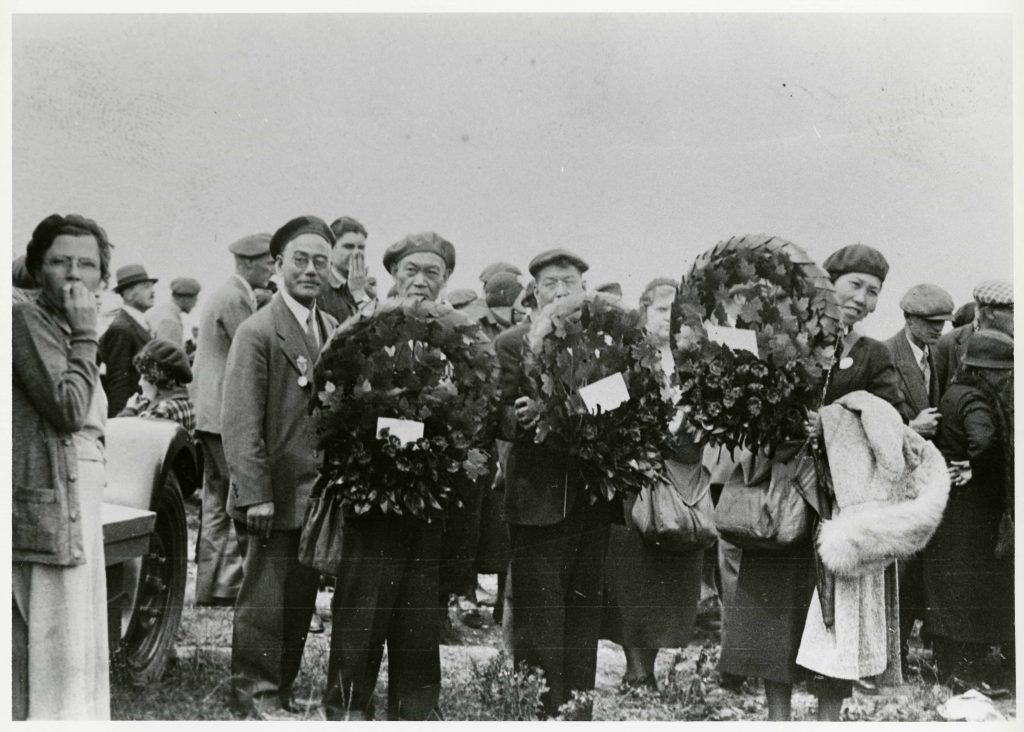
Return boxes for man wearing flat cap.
[317,216,377,323]
[192,233,274,609]
[479,260,522,285]
[933,279,1013,400]
[222,216,339,719]
[494,248,614,719]
[99,263,158,416]
[147,277,202,348]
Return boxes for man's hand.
[246,501,275,539]
[910,407,941,438]
[514,395,539,429]
[948,459,971,487]
[348,251,369,301]
[62,282,98,333]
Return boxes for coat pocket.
[12,437,75,559]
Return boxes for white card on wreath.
[705,323,760,357]
[377,417,424,445]
[578,372,630,415]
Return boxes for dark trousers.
[439,482,483,600]
[195,432,244,604]
[897,555,928,662]
[509,498,612,719]
[231,525,320,712]
[324,515,444,720]
[12,599,27,720]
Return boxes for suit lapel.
[272,295,314,377]
[119,309,150,341]
[893,332,930,413]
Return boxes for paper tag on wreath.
[377,417,425,445]
[578,372,630,415]
[705,323,760,357]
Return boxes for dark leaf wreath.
[670,234,842,453]
[524,291,677,501]
[312,297,497,521]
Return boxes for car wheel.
[119,470,188,685]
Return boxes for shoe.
[619,673,659,693]
[309,612,325,634]
[694,595,722,632]
[456,595,485,629]
[854,678,879,695]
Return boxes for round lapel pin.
[839,357,854,370]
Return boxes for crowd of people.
[11,211,1014,721]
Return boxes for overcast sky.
[11,12,1012,338]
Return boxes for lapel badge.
[296,355,310,387]
[839,356,854,370]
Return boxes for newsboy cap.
[228,233,272,257]
[113,264,157,293]
[972,279,1013,308]
[170,277,201,296]
[822,244,889,283]
[448,288,479,309]
[383,232,456,273]
[962,329,1013,370]
[596,282,623,298]
[479,261,522,284]
[484,271,524,308]
[135,338,193,384]
[269,216,335,259]
[527,249,589,278]
[899,283,954,320]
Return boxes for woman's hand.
[948,459,972,487]
[62,282,98,333]
[514,395,539,429]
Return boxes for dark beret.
[527,248,589,278]
[269,216,335,259]
[448,288,479,309]
[822,244,889,283]
[383,232,456,273]
[484,271,524,307]
[962,329,1013,370]
[228,233,272,257]
[136,338,193,384]
[170,277,202,296]
[479,261,522,284]
[899,283,954,320]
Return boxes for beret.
[383,232,456,273]
[822,244,889,283]
[484,271,524,308]
[448,288,479,309]
[596,282,623,298]
[962,329,1013,370]
[527,248,589,278]
[269,216,335,259]
[135,338,193,384]
[972,279,1013,307]
[899,283,954,320]
[228,233,272,257]
[113,264,158,293]
[170,277,202,296]
[479,261,522,284]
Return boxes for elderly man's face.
[905,315,945,347]
[331,231,367,275]
[392,251,449,301]
[534,263,584,309]
[980,304,1014,338]
[123,281,156,312]
[176,294,199,314]
[277,233,331,306]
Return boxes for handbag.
[712,442,815,551]
[629,459,717,553]
[994,510,1014,560]
[297,481,345,576]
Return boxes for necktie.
[305,309,320,351]
[920,350,931,387]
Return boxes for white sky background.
[11,12,1013,339]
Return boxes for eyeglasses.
[44,256,100,272]
[290,253,330,271]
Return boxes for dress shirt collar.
[280,287,319,332]
[905,331,929,368]
[329,266,347,289]
[122,303,151,331]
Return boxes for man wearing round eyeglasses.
[221,215,339,719]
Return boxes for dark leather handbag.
[298,482,344,576]
[630,459,717,553]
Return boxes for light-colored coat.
[193,276,255,434]
[147,300,185,347]
[221,294,337,530]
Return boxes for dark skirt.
[600,496,703,650]
[922,483,1014,644]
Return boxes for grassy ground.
[111,502,1017,721]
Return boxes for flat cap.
[113,264,158,293]
[270,216,335,259]
[479,261,522,284]
[383,232,456,273]
[135,338,193,384]
[228,233,272,257]
[962,329,1013,370]
[527,248,589,278]
[972,279,1013,307]
[448,288,479,309]
[484,271,524,307]
[170,277,202,296]
[596,282,623,298]
[822,244,889,283]
[899,283,954,320]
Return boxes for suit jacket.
[193,276,256,434]
[98,308,151,417]
[884,329,939,423]
[147,301,185,347]
[316,274,360,323]
[932,323,974,401]
[222,294,337,531]
[494,322,589,526]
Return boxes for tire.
[119,470,188,685]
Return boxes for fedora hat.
[113,264,157,293]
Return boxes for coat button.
[63,438,72,446]
[70,511,79,521]
[72,549,82,559]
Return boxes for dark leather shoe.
[854,678,879,695]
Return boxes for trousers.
[195,432,244,604]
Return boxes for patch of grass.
[443,651,547,720]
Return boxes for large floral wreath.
[312,298,496,520]
[670,235,842,453]
[524,291,676,500]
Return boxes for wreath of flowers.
[670,234,842,453]
[524,291,677,501]
[312,297,496,521]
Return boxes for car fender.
[104,417,201,509]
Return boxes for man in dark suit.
[494,248,616,720]
[192,233,274,607]
[99,264,156,416]
[222,216,338,719]
[884,282,954,680]
[316,216,376,322]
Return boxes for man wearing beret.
[933,279,1013,400]
[479,260,522,285]
[316,216,376,323]
[147,277,202,348]
[322,232,457,720]
[222,216,339,719]
[99,263,157,416]
[494,248,615,719]
[192,234,274,608]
